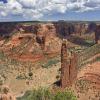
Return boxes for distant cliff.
[0,21,98,37]
[0,21,99,62]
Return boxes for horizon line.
[0,20,100,23]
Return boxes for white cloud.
[1,11,7,16]
[0,0,100,21]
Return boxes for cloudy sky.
[0,0,100,22]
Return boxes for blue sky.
[0,0,7,3]
[0,0,100,22]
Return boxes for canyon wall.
[0,22,99,62]
[95,25,100,44]
[0,22,98,37]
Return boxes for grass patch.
[42,59,60,68]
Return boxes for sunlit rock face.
[74,23,88,35]
[0,22,98,62]
[0,22,95,52]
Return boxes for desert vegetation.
[17,88,77,100]
[0,21,100,100]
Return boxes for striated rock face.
[36,36,45,50]
[0,22,99,37]
[53,22,89,37]
[34,23,61,52]
[61,40,77,88]
[74,23,88,35]
[0,22,93,37]
[0,22,99,62]
[0,22,97,41]
[0,23,61,62]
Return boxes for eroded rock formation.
[61,40,70,88]
[0,86,16,100]
[0,22,99,62]
[0,22,92,38]
[61,40,77,88]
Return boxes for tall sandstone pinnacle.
[61,40,77,88]
[61,40,70,88]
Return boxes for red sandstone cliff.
[0,22,99,62]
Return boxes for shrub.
[54,91,77,100]
[0,51,6,61]
[17,88,77,100]
[17,88,52,100]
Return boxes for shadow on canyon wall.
[67,35,95,47]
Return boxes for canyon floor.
[0,32,99,100]
[74,61,100,100]
[4,62,61,96]
[1,60,100,100]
